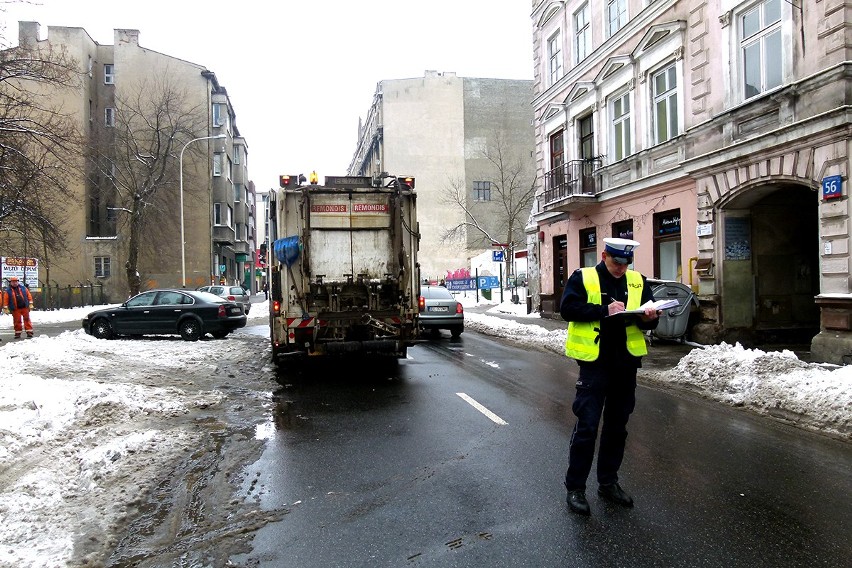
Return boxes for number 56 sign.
[822,175,843,200]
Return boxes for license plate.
[429,306,448,312]
[230,307,241,315]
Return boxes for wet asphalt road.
[28,309,851,566]
[232,330,851,568]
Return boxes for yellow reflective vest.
[564,267,648,361]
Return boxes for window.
[213,204,233,227]
[155,291,186,305]
[212,103,228,128]
[654,209,682,280]
[473,181,491,201]
[104,64,114,84]
[233,145,241,165]
[652,64,678,144]
[578,115,594,160]
[575,4,591,64]
[548,31,563,86]
[236,222,243,241]
[104,107,115,127]
[213,153,222,177]
[579,228,597,268]
[554,235,568,297]
[612,220,633,240]
[549,130,565,189]
[606,0,628,38]
[610,91,631,161]
[94,256,111,278]
[741,0,782,99]
[235,183,242,202]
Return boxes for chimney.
[18,21,41,49]
[115,29,140,46]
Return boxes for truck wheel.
[180,319,202,341]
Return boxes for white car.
[197,285,251,315]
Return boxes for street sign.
[477,276,500,289]
[822,175,843,200]
[492,250,504,262]
[445,278,475,291]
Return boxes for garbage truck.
[267,174,420,364]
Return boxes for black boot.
[598,483,634,507]
[566,490,590,516]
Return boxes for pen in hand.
[601,293,625,316]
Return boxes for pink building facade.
[529,0,852,362]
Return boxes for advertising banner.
[1,256,39,284]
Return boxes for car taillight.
[217,305,226,318]
[227,295,236,301]
[272,300,281,315]
[418,296,425,311]
[456,302,463,314]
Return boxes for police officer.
[560,237,659,515]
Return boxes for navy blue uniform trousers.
[564,363,637,491]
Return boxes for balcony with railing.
[541,158,602,212]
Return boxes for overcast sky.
[1,0,535,191]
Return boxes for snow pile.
[649,342,852,439]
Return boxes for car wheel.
[179,319,202,341]
[91,318,113,340]
[451,326,463,338]
[211,330,229,339]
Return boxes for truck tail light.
[456,302,463,314]
[418,296,425,312]
[273,300,281,315]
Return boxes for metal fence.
[31,281,108,310]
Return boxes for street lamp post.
[179,134,226,288]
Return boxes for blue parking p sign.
[492,250,504,262]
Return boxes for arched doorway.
[719,184,819,344]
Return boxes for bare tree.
[440,131,536,280]
[0,15,81,274]
[87,72,208,296]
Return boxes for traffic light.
[398,176,415,190]
[258,242,267,267]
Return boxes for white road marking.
[456,392,508,425]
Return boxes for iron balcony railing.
[542,158,603,206]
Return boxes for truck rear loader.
[267,174,420,364]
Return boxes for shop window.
[654,209,681,280]
[579,228,597,267]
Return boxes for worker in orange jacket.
[5,276,34,338]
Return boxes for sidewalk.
[465,303,695,372]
